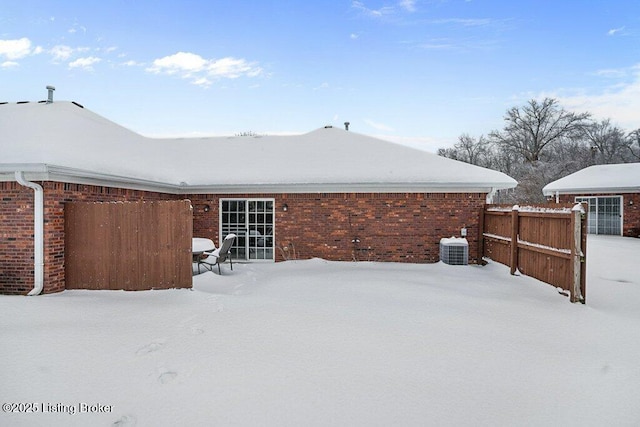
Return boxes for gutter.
[14,171,44,296]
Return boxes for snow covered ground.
[1,235,639,426]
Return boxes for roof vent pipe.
[344,121,350,131]
[46,85,55,103]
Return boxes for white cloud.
[147,51,262,84]
[352,1,395,17]
[148,52,207,75]
[68,24,87,34]
[364,118,395,132]
[1,61,20,68]
[50,45,74,61]
[551,64,640,131]
[352,0,417,17]
[0,37,34,60]
[399,0,417,12]
[192,77,212,87]
[350,33,359,40]
[68,56,102,70]
[607,27,625,36]
[208,57,261,79]
[121,60,142,67]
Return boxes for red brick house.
[1,99,517,295]
[543,163,640,237]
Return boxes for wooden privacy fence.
[65,200,192,290]
[482,203,586,303]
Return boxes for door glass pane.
[221,200,246,259]
[248,199,274,260]
[597,197,621,235]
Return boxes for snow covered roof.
[1,101,517,194]
[542,163,640,196]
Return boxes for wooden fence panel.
[482,210,511,266]
[65,200,192,290]
[482,204,586,303]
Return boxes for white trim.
[0,164,504,195]
[186,183,501,194]
[0,164,182,194]
[544,187,639,196]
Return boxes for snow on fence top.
[486,204,575,213]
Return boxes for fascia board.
[181,182,503,194]
[543,186,640,196]
[1,163,514,195]
[0,164,180,193]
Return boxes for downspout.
[15,171,44,296]
[486,188,497,204]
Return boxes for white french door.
[575,196,622,235]
[220,199,275,261]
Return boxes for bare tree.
[583,119,628,164]
[548,138,593,174]
[437,98,637,203]
[437,134,492,167]
[457,134,492,166]
[627,129,640,161]
[489,98,591,163]
[437,147,460,161]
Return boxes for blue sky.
[2,0,639,151]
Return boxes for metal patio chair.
[199,233,237,274]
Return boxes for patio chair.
[200,234,237,274]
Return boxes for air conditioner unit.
[439,237,468,265]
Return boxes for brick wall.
[2,183,488,295]
[1,181,177,295]
[190,192,486,263]
[556,193,640,237]
[0,182,35,294]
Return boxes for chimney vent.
[344,121,350,131]
[46,85,55,103]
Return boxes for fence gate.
[482,204,587,303]
[65,200,192,290]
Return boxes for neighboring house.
[543,163,640,237]
[1,99,517,294]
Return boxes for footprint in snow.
[135,340,165,355]
[112,415,137,426]
[190,324,204,335]
[158,370,178,384]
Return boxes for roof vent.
[344,121,350,131]
[324,125,333,129]
[46,85,55,104]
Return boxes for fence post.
[571,203,585,303]
[580,204,587,303]
[510,205,519,275]
[478,206,485,264]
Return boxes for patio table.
[192,238,215,273]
